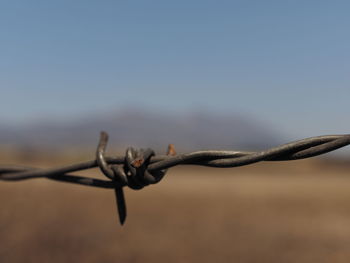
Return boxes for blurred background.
[1,1,350,262]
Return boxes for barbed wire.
[1,131,350,225]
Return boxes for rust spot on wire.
[131,158,144,168]
[167,144,177,156]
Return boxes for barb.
[1,132,350,225]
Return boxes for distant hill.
[0,109,285,153]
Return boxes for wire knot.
[95,131,173,225]
[121,147,165,189]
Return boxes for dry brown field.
[1,154,350,263]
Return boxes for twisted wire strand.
[1,132,349,224]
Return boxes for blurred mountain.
[0,109,284,152]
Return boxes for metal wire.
[1,132,350,225]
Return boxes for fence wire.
[1,131,350,224]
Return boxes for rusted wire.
[1,132,350,225]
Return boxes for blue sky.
[0,0,349,138]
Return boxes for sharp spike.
[114,187,127,225]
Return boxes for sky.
[0,0,349,138]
